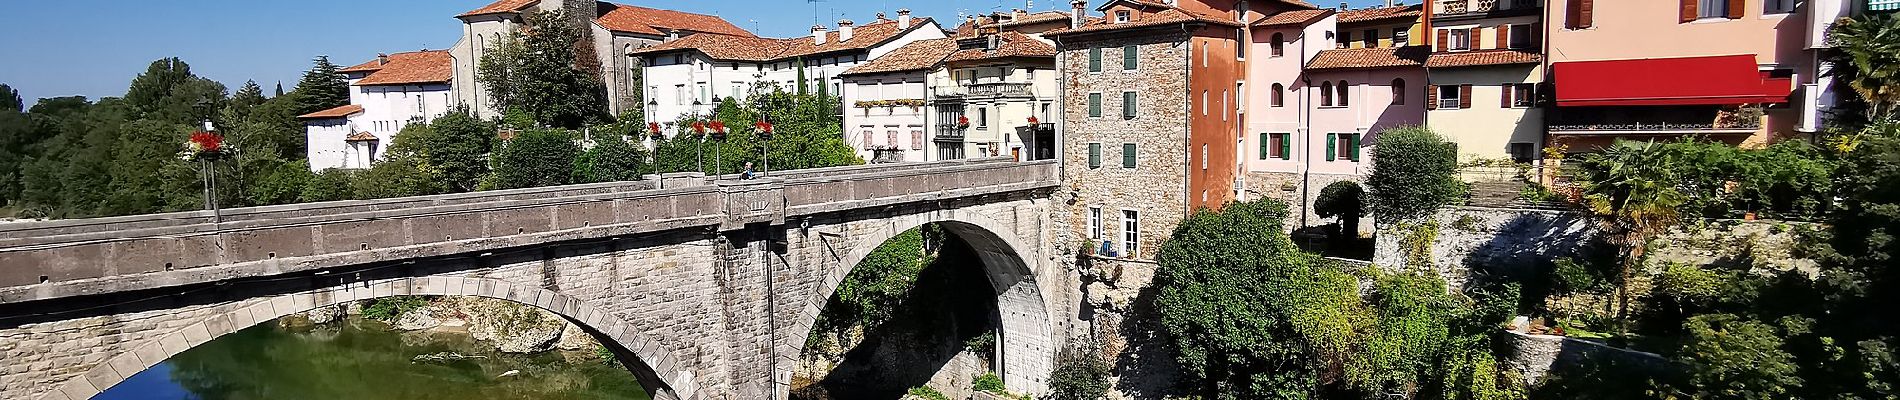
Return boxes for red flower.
[753,121,773,133]
[1027,116,1039,124]
[708,120,727,133]
[957,116,970,126]
[691,121,706,135]
[648,122,662,134]
[189,131,223,153]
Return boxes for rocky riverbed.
[281,296,603,354]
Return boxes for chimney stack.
[1339,2,1349,10]
[811,24,828,45]
[1386,0,1395,7]
[838,19,855,42]
[898,9,913,29]
[1071,0,1088,29]
[377,53,389,65]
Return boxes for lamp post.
[709,121,727,181]
[755,120,774,178]
[185,121,227,223]
[691,121,706,175]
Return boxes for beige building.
[1424,0,1546,163]
[935,25,1063,161]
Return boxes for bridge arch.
[41,276,694,400]
[791,207,1054,395]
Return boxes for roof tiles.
[1306,46,1429,70]
[297,104,364,120]
[1337,4,1424,24]
[631,18,935,62]
[945,32,1057,64]
[841,38,959,75]
[349,50,453,86]
[1253,9,1333,27]
[1426,49,1542,68]
[595,3,754,37]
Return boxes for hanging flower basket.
[754,121,774,139]
[691,121,707,137]
[179,131,231,161]
[708,121,728,140]
[648,122,664,139]
[957,115,971,128]
[1027,116,1039,124]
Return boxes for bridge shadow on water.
[797,234,998,400]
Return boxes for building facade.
[839,38,958,163]
[448,0,755,120]
[935,29,1061,162]
[298,51,456,171]
[1425,0,1546,163]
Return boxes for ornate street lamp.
[180,121,231,222]
[754,120,774,178]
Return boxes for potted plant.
[1027,116,1039,124]
[957,116,971,128]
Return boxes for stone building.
[629,11,946,132]
[297,50,455,171]
[447,0,755,120]
[1423,0,1547,163]
[838,38,958,163]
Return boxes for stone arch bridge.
[0,159,1077,400]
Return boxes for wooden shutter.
[861,131,873,150]
[1680,0,1698,23]
[1727,0,1745,18]
[1435,29,1448,52]
[1122,143,1136,168]
[1279,134,1292,160]
[1427,84,1440,110]
[1088,143,1101,168]
[1470,28,1482,50]
[1123,45,1138,70]
[1259,133,1271,160]
[1123,92,1137,119]
[1580,0,1594,27]
[1459,84,1473,109]
[1089,48,1102,72]
[1349,133,1361,162]
[1565,0,1582,29]
[1496,25,1510,49]
[911,130,923,150]
[1325,133,1337,161]
[1502,84,1515,107]
[1089,93,1102,117]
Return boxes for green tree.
[299,168,356,203]
[1826,14,1900,124]
[1047,341,1112,400]
[1575,140,1688,338]
[476,10,610,129]
[1315,180,1366,240]
[1658,314,1803,399]
[1366,126,1464,225]
[292,56,350,115]
[391,108,494,192]
[574,130,650,183]
[123,58,227,124]
[491,129,582,189]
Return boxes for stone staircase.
[1466,180,1523,208]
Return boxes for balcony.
[934,125,967,142]
[1437,0,1538,18]
[1548,121,1761,135]
[933,82,1035,100]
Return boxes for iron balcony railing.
[935,125,967,141]
[1548,120,1762,133]
[933,82,1035,99]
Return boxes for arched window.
[1320,81,1334,107]
[1391,78,1406,105]
[1270,83,1285,107]
[1337,80,1350,107]
[1270,33,1285,57]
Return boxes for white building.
[448,0,755,119]
[839,38,958,162]
[630,10,946,129]
[298,51,455,171]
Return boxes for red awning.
[1553,55,1793,107]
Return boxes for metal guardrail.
[1549,121,1761,132]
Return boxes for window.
[1122,143,1137,168]
[1506,83,1536,108]
[1510,143,1536,163]
[1508,24,1533,49]
[1115,10,1131,23]
[1325,133,1361,162]
[1271,83,1285,107]
[976,108,989,129]
[1270,33,1285,57]
[887,130,899,148]
[1698,0,1729,19]
[1200,144,1209,170]
[1201,90,1208,115]
[1123,45,1139,70]
[860,130,874,150]
[1235,82,1245,109]
[911,130,924,150]
[1088,143,1102,168]
[1089,48,1103,72]
[698,84,709,103]
[731,84,743,99]
[1121,210,1140,256]
[1222,90,1230,121]
[675,84,687,105]
[1089,93,1103,118]
[1447,28,1471,50]
[1362,29,1378,47]
[1261,132,1291,160]
[1336,30,1350,49]
[1337,81,1350,107]
[1236,29,1246,58]
[1123,92,1138,119]
[1392,78,1407,105]
[1320,81,1334,106]
[1394,28,1410,45]
[1438,85,1461,109]
[1088,207,1103,240]
[1765,0,1795,14]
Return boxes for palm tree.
[1826,14,1900,124]
[1576,140,1687,340]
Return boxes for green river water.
[93,316,649,400]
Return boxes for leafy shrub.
[491,129,582,189]
[1047,342,1111,400]
[973,372,1006,393]
[1656,314,1803,398]
[965,330,996,354]
[361,296,430,322]
[1367,126,1465,224]
[905,386,950,400]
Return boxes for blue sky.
[0,0,1392,104]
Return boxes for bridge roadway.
[0,158,1075,400]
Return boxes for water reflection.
[95,316,648,400]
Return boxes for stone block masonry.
[1058,31,1193,262]
[0,160,1071,400]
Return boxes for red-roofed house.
[838,37,958,163]
[299,51,457,171]
[1424,0,1548,164]
[449,0,755,120]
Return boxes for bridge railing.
[0,159,1056,304]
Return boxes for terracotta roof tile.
[1337,4,1424,24]
[842,38,958,75]
[1306,46,1429,70]
[1253,9,1333,27]
[1425,49,1542,68]
[459,0,536,17]
[345,132,379,141]
[595,3,754,37]
[297,104,364,120]
[631,18,936,62]
[986,11,1075,28]
[944,32,1057,63]
[350,50,453,86]
[1046,8,1242,37]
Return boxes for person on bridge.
[741,162,757,180]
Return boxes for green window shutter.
[1279,134,1292,160]
[1122,143,1137,168]
[1349,133,1362,161]
[1089,48,1102,72]
[1122,92,1137,119]
[1258,133,1270,160]
[1325,133,1337,161]
[1088,143,1101,168]
[1089,93,1102,118]
[1123,45,1138,70]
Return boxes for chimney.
[838,19,855,42]
[898,9,913,29]
[665,29,680,41]
[811,24,828,45]
[1339,2,1349,10]
[1071,0,1088,29]
[1386,0,1395,6]
[377,53,389,65]
[987,34,1000,50]
[1014,8,1027,20]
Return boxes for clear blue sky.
[0,0,1391,104]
